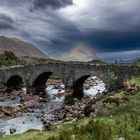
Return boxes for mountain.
[88,59,107,64]
[60,44,97,61]
[0,36,48,58]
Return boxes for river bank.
[1,88,140,140]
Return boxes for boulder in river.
[0,105,23,116]
[10,128,16,134]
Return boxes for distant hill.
[0,36,48,58]
[119,58,140,66]
[88,59,107,64]
[60,44,97,61]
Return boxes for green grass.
[129,76,140,86]
[102,91,140,116]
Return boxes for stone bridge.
[0,62,140,96]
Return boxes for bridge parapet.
[0,63,139,89]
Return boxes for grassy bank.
[1,114,140,140]
[129,76,140,86]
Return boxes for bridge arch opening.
[6,75,23,91]
[73,75,106,99]
[32,72,65,100]
[73,75,91,99]
[45,74,65,100]
[33,72,53,93]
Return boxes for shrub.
[106,70,118,91]
[4,51,17,61]
[0,51,18,67]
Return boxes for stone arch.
[73,74,106,99]
[6,75,23,91]
[32,72,53,93]
[32,71,66,94]
[73,75,91,99]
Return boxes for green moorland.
[0,78,140,140]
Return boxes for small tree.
[4,51,17,61]
[106,70,118,91]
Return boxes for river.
[0,76,106,135]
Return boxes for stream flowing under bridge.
[0,62,140,96]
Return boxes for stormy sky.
[0,0,140,62]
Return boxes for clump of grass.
[126,76,140,87]
[47,115,140,140]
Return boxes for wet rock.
[64,105,70,112]
[0,96,5,101]
[44,123,55,131]
[84,104,95,117]
[21,95,39,103]
[39,98,46,103]
[73,98,79,103]
[85,85,90,90]
[10,128,16,134]
[0,105,23,116]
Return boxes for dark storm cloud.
[0,0,140,62]
[33,0,73,10]
[0,13,15,30]
[33,16,79,54]
[80,29,140,52]
[42,27,140,54]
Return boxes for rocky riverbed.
[0,76,106,136]
[84,76,106,98]
[0,88,65,135]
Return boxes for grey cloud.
[0,21,14,30]
[0,13,15,30]
[33,0,73,10]
[0,13,14,23]
[61,0,140,31]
